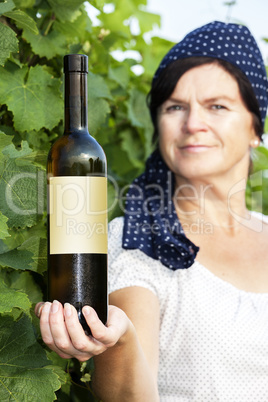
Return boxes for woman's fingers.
[63,303,106,358]
[49,301,72,348]
[37,300,98,358]
[36,301,130,362]
[82,305,130,347]
[39,301,74,359]
[46,301,107,360]
[82,306,109,344]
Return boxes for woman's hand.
[35,300,131,362]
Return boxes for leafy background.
[0,0,267,400]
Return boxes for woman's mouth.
[180,144,215,153]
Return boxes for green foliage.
[246,145,268,214]
[0,23,18,65]
[0,65,62,131]
[0,0,173,400]
[0,315,64,401]
[0,0,268,400]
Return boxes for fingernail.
[64,303,72,317]
[51,300,59,314]
[43,302,51,313]
[36,303,44,317]
[83,306,90,316]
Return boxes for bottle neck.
[64,72,88,133]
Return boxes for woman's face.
[158,63,259,183]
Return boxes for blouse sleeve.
[108,216,168,299]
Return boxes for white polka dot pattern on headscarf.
[154,21,268,126]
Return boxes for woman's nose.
[183,106,207,134]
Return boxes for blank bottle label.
[49,176,107,254]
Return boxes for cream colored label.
[49,176,107,254]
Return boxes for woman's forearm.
[92,320,159,402]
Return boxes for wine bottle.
[47,54,108,334]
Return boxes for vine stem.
[44,13,55,36]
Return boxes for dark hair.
[147,57,263,144]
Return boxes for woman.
[36,21,268,401]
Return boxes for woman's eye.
[167,105,183,111]
[211,104,226,110]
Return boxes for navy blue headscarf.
[122,150,199,270]
[122,21,268,270]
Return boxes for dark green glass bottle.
[47,54,108,334]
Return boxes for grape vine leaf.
[13,0,35,8]
[3,139,33,161]
[3,139,47,171]
[0,278,31,313]
[119,128,145,170]
[126,88,153,157]
[47,0,85,22]
[0,248,33,270]
[0,131,13,158]
[88,72,113,100]
[139,36,174,77]
[106,143,137,178]
[0,141,44,228]
[0,139,46,227]
[0,163,40,229]
[127,88,149,128]
[108,64,130,89]
[0,315,62,401]
[23,29,67,58]
[2,270,42,304]
[0,65,62,132]
[0,213,9,240]
[87,72,112,135]
[88,97,110,136]
[134,9,161,33]
[22,129,57,153]
[54,8,92,39]
[99,10,130,37]
[87,0,105,10]
[0,0,15,14]
[0,23,18,66]
[4,9,38,34]
[18,236,47,274]
[0,220,47,255]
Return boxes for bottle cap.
[64,54,88,73]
